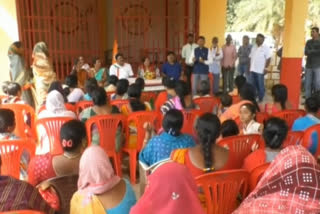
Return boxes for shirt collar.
[307,114,320,122]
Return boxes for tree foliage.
[227,0,320,33]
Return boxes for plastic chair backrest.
[141,92,157,103]
[0,139,35,179]
[302,124,320,158]
[196,169,249,214]
[36,117,73,155]
[154,91,168,112]
[110,99,130,110]
[249,163,270,192]
[2,211,45,214]
[217,134,262,168]
[283,131,304,147]
[193,97,220,113]
[1,103,35,138]
[65,103,76,113]
[181,110,203,137]
[76,101,93,115]
[256,112,269,124]
[45,175,79,214]
[85,114,127,152]
[127,111,159,151]
[272,109,306,128]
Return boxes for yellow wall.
[199,0,227,46]
[282,0,308,58]
[0,0,19,81]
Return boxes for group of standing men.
[181,33,271,102]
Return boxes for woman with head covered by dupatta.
[8,41,34,107]
[234,145,320,214]
[70,146,136,214]
[130,162,205,214]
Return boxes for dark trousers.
[185,65,193,90]
[222,67,235,93]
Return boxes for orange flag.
[112,40,118,64]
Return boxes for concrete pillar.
[199,0,227,44]
[281,0,308,108]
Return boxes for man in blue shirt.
[162,52,182,81]
[190,36,209,95]
[292,96,320,154]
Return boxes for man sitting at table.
[109,53,134,80]
[162,51,182,81]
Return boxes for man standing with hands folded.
[189,36,209,95]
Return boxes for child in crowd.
[65,75,84,103]
[239,103,263,135]
[193,80,210,99]
[0,109,29,180]
[111,79,129,100]
[83,78,98,101]
[220,119,239,138]
[1,81,10,94]
[2,82,24,104]
[229,75,246,96]
[217,93,232,116]
[105,75,118,92]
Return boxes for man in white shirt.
[181,33,198,89]
[207,37,223,94]
[249,33,272,102]
[109,53,134,79]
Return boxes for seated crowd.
[1,53,320,214]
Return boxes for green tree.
[227,0,320,33]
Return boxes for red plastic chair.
[0,139,35,179]
[193,97,220,113]
[1,103,36,138]
[122,111,159,184]
[283,131,304,148]
[249,163,270,192]
[302,124,320,159]
[256,112,270,124]
[76,101,93,115]
[272,110,306,128]
[181,110,203,137]
[154,91,168,112]
[85,114,127,177]
[110,99,130,110]
[65,103,76,113]
[3,211,45,214]
[141,91,157,103]
[196,169,249,214]
[217,134,263,168]
[36,117,74,155]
